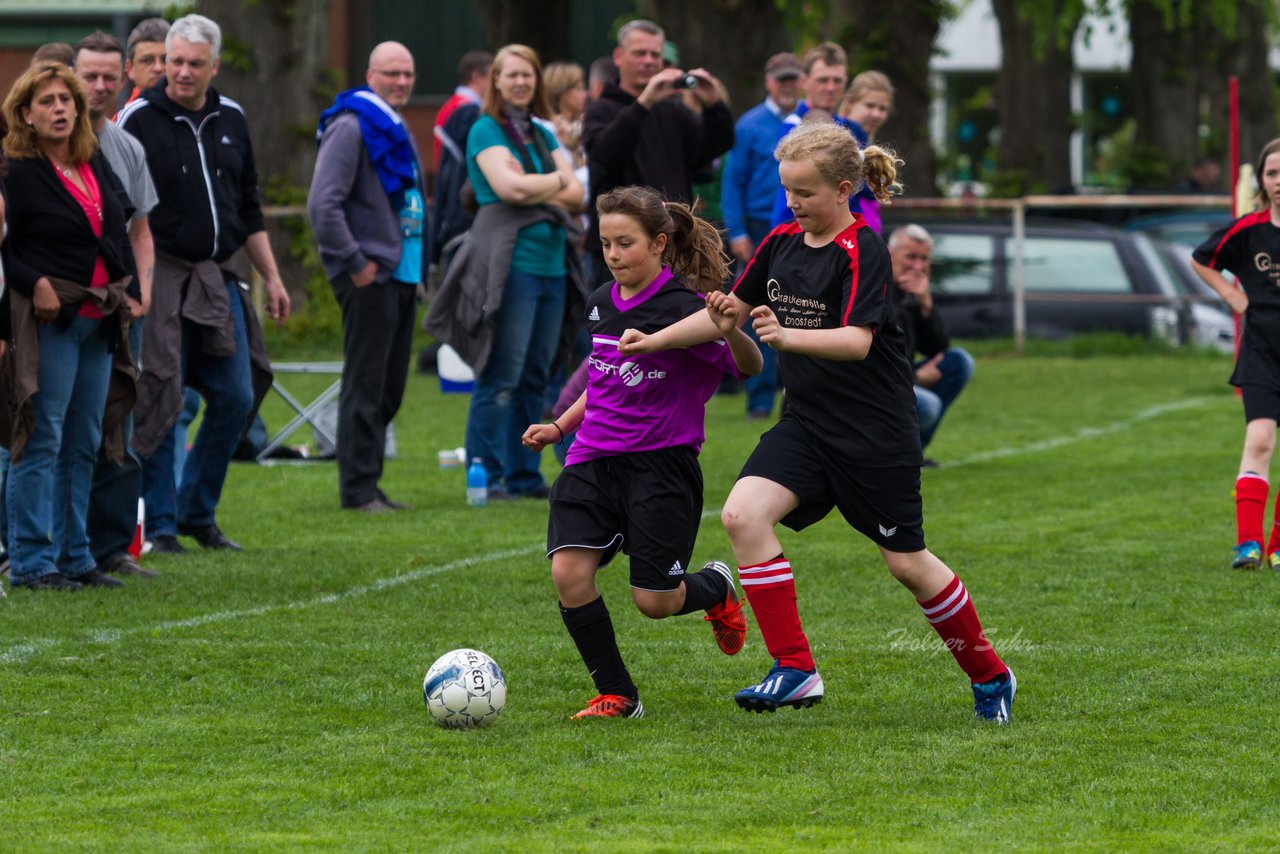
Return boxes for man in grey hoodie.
[309,41,425,513]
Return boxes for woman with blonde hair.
[1,63,139,590]
[427,44,584,500]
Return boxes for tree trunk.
[195,0,333,301]
[1127,0,1199,189]
[833,0,943,196]
[640,0,790,117]
[990,0,1080,195]
[476,0,572,62]
[1205,0,1276,178]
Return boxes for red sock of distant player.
[738,555,814,671]
[1236,473,1268,546]
[917,574,1006,684]
[1266,486,1280,558]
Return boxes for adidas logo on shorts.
[667,560,683,576]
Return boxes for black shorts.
[547,447,703,592]
[738,418,926,553]
[1241,384,1280,423]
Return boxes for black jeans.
[330,273,417,507]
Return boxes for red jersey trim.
[731,221,802,296]
[836,217,869,326]
[1211,210,1270,269]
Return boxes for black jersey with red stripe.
[732,218,920,465]
[1193,210,1280,308]
[1194,211,1280,389]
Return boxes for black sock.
[560,596,637,699]
[675,563,730,615]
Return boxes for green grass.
[3,346,1278,850]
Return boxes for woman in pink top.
[1,63,138,591]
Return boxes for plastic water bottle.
[466,458,488,507]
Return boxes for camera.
[672,73,699,90]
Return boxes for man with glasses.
[309,41,425,512]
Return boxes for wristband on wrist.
[551,421,565,442]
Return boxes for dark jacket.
[891,279,950,362]
[131,250,273,459]
[0,275,135,462]
[582,81,734,245]
[431,102,481,265]
[117,81,266,263]
[423,203,586,376]
[1,152,139,339]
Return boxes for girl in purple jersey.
[522,186,762,720]
[1191,138,1280,570]
[620,123,1015,723]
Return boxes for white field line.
[944,396,1213,469]
[0,398,1206,664]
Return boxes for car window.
[1017,237,1129,294]
[930,234,995,296]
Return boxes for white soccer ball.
[422,648,507,729]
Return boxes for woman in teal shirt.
[464,44,583,498]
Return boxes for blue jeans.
[141,278,254,536]
[464,270,565,495]
[914,347,975,450]
[86,319,144,564]
[173,386,202,483]
[740,218,778,417]
[8,316,111,582]
[0,447,9,554]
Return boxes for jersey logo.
[221,135,233,145]
[588,357,666,385]
[878,524,897,538]
[588,306,601,321]
[667,560,683,576]
[1256,253,1272,272]
[841,238,855,249]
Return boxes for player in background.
[1191,138,1280,571]
[523,186,762,720]
[620,122,1016,723]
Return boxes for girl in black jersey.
[1191,138,1280,570]
[621,122,1016,723]
[522,187,762,720]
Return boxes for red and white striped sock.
[917,574,1006,684]
[738,554,814,671]
[1236,473,1268,546]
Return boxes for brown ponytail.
[595,186,730,294]
[860,144,903,203]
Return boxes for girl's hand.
[1227,289,1248,315]
[751,305,788,350]
[705,291,740,335]
[33,277,60,324]
[618,328,655,355]
[522,422,560,452]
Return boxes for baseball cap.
[765,52,804,80]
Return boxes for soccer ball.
[422,648,507,729]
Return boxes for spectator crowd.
[0,14,972,593]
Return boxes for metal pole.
[1012,199,1026,355]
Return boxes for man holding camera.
[581,19,733,278]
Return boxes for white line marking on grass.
[2,507,732,665]
[945,397,1213,469]
[1,546,539,665]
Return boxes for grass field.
[3,343,1278,850]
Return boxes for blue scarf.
[317,86,417,207]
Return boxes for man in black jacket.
[889,224,976,468]
[581,19,734,279]
[119,13,290,554]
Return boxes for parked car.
[892,220,1234,349]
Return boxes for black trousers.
[330,273,417,507]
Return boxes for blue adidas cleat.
[972,668,1016,724]
[1232,541,1263,570]
[734,661,824,712]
